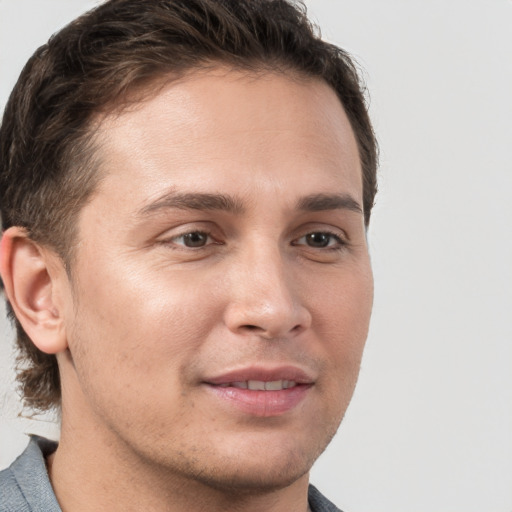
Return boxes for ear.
[0,227,68,354]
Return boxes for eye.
[293,231,345,249]
[171,231,213,248]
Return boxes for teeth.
[215,380,298,390]
[229,380,298,390]
[282,380,297,389]
[248,380,266,390]
[264,380,282,391]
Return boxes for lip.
[203,365,314,417]
[204,365,314,386]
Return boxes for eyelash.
[162,229,347,252]
[291,230,347,251]
[165,230,218,249]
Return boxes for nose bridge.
[246,242,292,308]
[223,237,310,338]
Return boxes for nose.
[223,246,312,340]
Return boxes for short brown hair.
[0,0,378,411]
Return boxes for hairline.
[58,61,365,273]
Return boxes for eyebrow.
[139,191,245,216]
[139,191,363,217]
[296,193,363,215]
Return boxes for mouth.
[203,367,314,417]
[216,380,298,390]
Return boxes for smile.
[216,380,297,390]
[203,367,314,417]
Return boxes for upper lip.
[203,365,315,386]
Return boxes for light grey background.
[1,1,511,511]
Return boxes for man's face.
[59,69,373,490]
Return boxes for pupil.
[307,233,329,247]
[184,232,207,247]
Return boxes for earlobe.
[0,227,68,354]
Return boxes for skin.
[2,69,373,512]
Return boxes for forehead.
[92,68,362,212]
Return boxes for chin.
[176,430,334,495]
[190,454,313,495]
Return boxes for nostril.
[242,325,261,331]
[239,323,304,338]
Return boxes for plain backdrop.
[1,1,511,511]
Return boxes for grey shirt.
[1,436,342,511]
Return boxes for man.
[0,0,377,510]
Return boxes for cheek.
[68,260,224,391]
[314,271,372,424]
[310,263,373,376]
[314,261,373,332]
[64,269,226,437]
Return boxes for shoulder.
[0,464,30,512]
[0,436,61,512]
[308,484,344,512]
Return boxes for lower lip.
[205,384,311,417]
